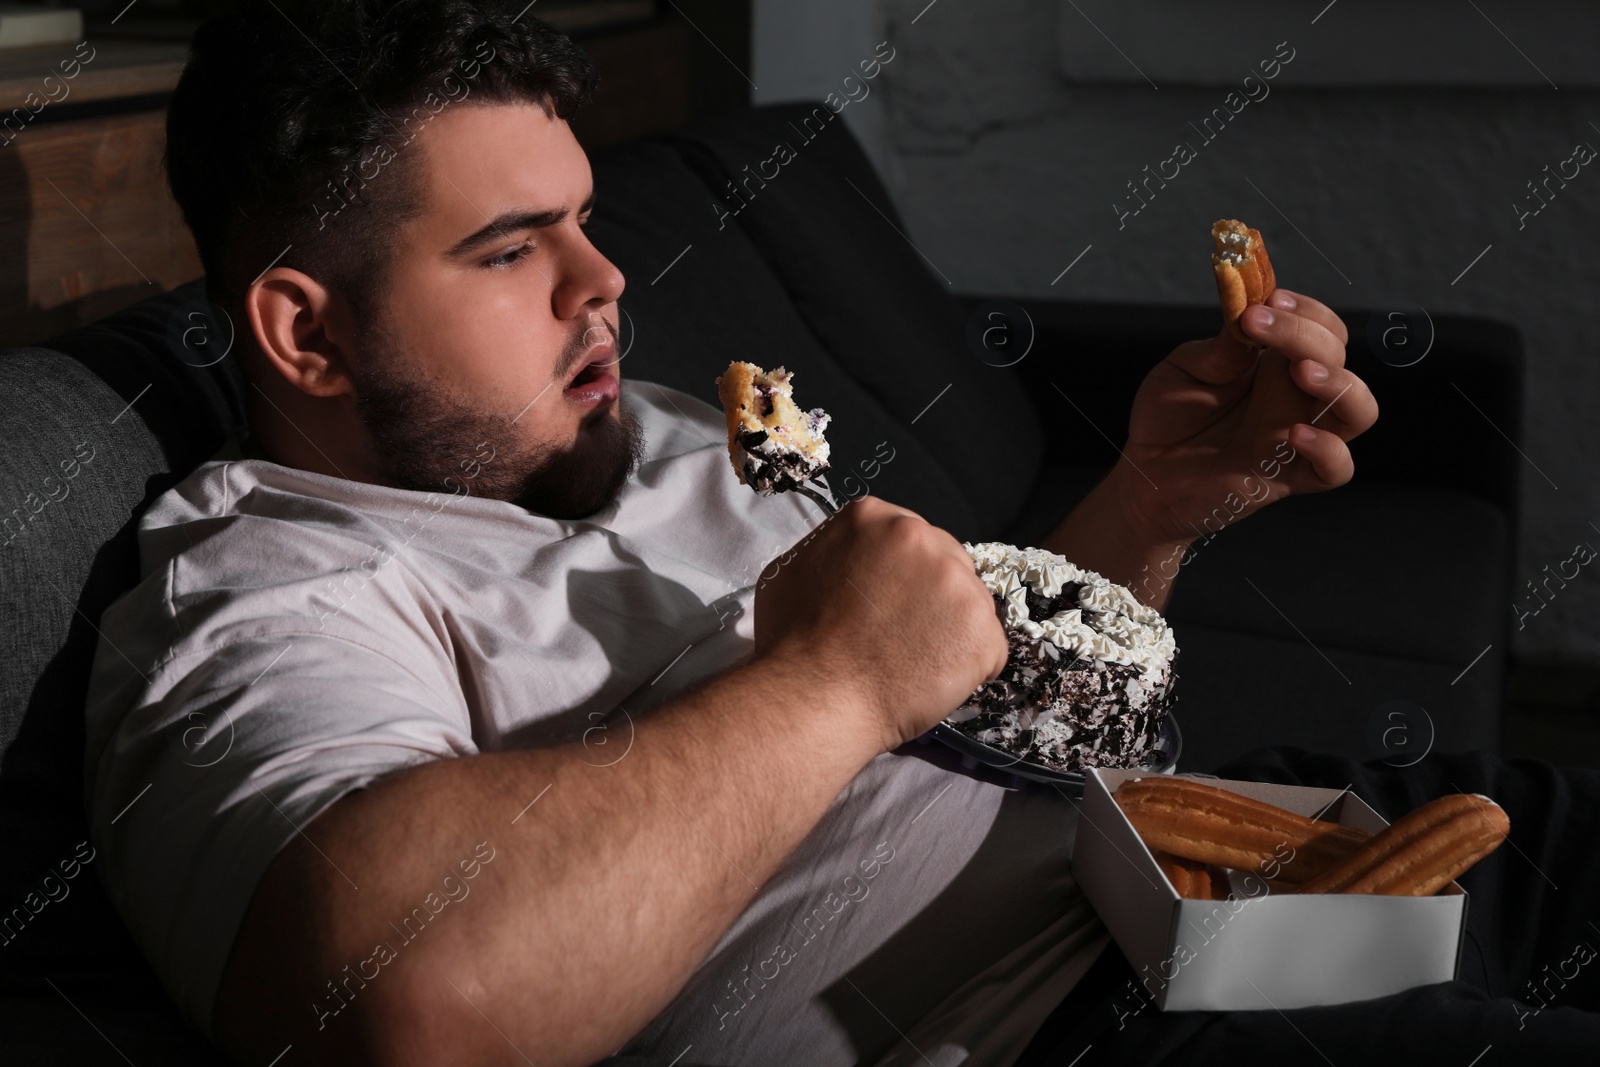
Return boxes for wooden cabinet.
[0,40,197,345]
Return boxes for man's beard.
[350,323,645,520]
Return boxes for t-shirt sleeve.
[83,578,476,1040]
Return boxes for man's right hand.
[753,496,1009,753]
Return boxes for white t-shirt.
[83,380,1107,1065]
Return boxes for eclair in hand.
[1211,218,1276,344]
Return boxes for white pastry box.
[1072,768,1469,1012]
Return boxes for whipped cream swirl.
[963,541,1177,677]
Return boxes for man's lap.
[1016,746,1600,1064]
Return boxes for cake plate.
[927,714,1182,798]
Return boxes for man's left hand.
[1116,287,1379,548]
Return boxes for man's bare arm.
[215,657,878,1065]
[212,496,1008,1067]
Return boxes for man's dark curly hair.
[166,0,599,322]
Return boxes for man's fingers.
[1268,289,1350,347]
[1286,425,1354,489]
[1167,336,1260,386]
[1297,365,1379,438]
[1170,291,1348,387]
[1240,304,1347,371]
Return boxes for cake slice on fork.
[715,361,833,497]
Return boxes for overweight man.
[89,5,1512,1067]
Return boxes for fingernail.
[1306,362,1329,383]
[1270,291,1297,311]
[1292,425,1317,446]
[1248,305,1274,328]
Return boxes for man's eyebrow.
[446,187,598,259]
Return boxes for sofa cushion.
[586,137,987,538]
[1008,464,1508,669]
[1163,481,1510,672]
[669,103,1044,541]
[0,284,240,1059]
[0,287,242,757]
[1003,463,1508,766]
[1003,460,1103,550]
[1170,623,1500,774]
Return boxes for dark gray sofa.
[0,102,1521,1062]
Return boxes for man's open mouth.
[563,342,620,405]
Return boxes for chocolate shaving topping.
[950,592,1177,773]
[1025,582,1084,623]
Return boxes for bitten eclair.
[1211,218,1277,344]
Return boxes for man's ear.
[245,268,358,399]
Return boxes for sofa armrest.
[957,296,1526,523]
